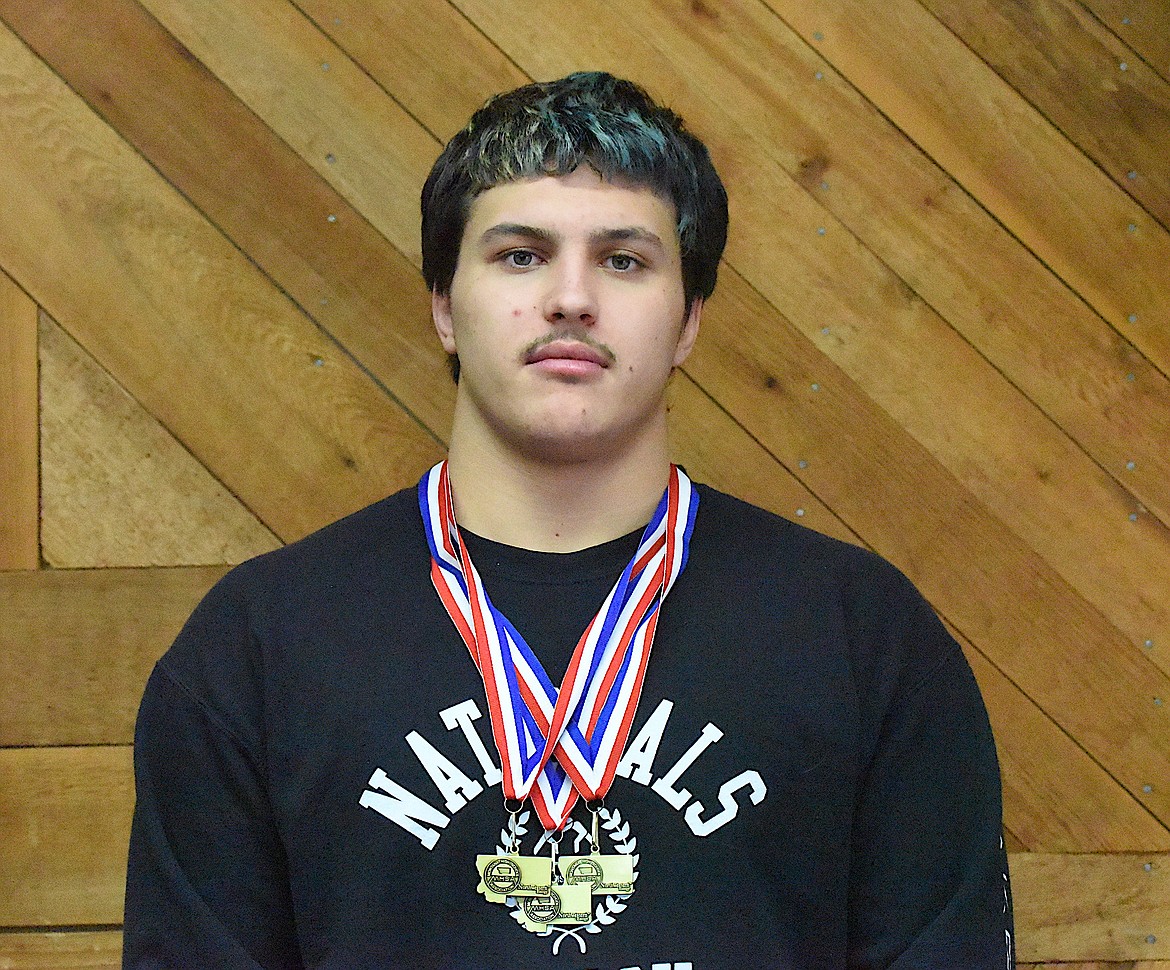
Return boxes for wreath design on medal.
[496,808,640,955]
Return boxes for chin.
[510,421,633,465]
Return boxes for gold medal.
[517,882,594,933]
[475,853,552,902]
[475,804,638,941]
[558,853,635,895]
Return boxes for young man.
[124,73,1013,968]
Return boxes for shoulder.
[691,483,913,601]
[688,484,955,688]
[157,484,426,683]
[238,483,421,581]
[199,484,426,612]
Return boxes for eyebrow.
[594,226,666,249]
[479,223,555,245]
[478,223,667,250]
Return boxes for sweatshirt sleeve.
[846,583,1014,969]
[123,578,304,969]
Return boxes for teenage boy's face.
[432,165,701,463]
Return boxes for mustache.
[520,330,617,365]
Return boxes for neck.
[445,420,672,554]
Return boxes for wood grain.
[1079,0,1170,83]
[667,374,858,546]
[0,268,39,570]
[4,556,1164,851]
[0,747,132,926]
[0,0,1168,950]
[73,0,865,545]
[0,19,442,542]
[0,567,225,746]
[698,237,1170,661]
[292,0,526,141]
[418,0,1170,819]
[962,641,1170,852]
[920,0,1170,229]
[0,0,456,445]
[39,314,279,567]
[135,0,436,264]
[3,936,1170,967]
[0,933,122,969]
[1022,964,1170,969]
[153,0,1170,833]
[90,0,1170,675]
[762,0,1170,376]
[29,0,1168,604]
[1011,853,1170,961]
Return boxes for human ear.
[432,288,458,354]
[672,297,703,367]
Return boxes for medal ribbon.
[419,461,698,831]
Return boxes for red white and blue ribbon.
[419,461,698,832]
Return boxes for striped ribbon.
[419,461,698,831]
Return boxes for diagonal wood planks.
[39,313,280,567]
[292,0,526,142]
[442,0,1170,816]
[665,374,856,544]
[6,0,1160,842]
[1078,0,1170,83]
[618,0,1170,529]
[133,0,435,264]
[291,0,1170,684]
[40,0,844,549]
[0,0,457,444]
[765,0,1170,376]
[0,268,38,569]
[0,16,443,542]
[688,271,1170,826]
[919,0,1170,230]
[1010,853,1170,961]
[110,0,1170,671]
[5,0,829,539]
[961,637,1170,852]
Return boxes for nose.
[542,256,596,326]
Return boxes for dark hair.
[421,72,728,377]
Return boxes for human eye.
[605,252,645,272]
[501,248,542,269]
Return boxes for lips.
[525,340,613,368]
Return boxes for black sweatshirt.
[124,483,1013,969]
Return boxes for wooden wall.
[1,0,1168,964]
